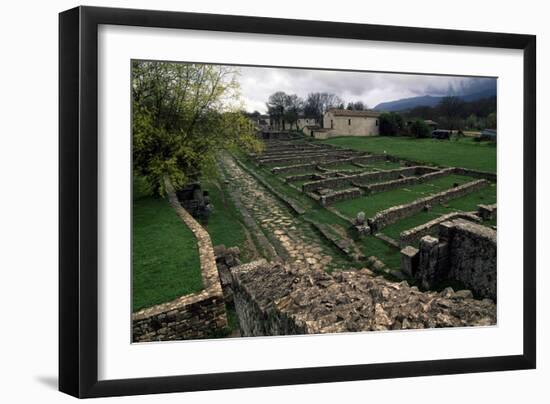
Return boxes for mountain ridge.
[374,87,497,112]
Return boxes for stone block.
[400,245,419,277]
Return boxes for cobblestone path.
[220,153,341,272]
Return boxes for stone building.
[297,116,319,129]
[322,108,381,137]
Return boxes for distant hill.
[374,87,497,112]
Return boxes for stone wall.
[258,151,357,166]
[319,188,362,206]
[368,179,488,232]
[231,260,496,336]
[272,162,319,174]
[366,168,454,194]
[302,166,422,193]
[132,179,228,342]
[444,219,497,300]
[405,219,497,300]
[399,211,481,247]
[478,203,497,221]
[453,167,497,182]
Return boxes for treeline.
[378,96,496,138]
[248,91,368,129]
[404,96,497,131]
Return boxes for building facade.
[322,109,381,137]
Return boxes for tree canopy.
[132,61,262,195]
[379,112,405,136]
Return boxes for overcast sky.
[236,65,496,113]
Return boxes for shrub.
[379,112,405,136]
[410,119,431,138]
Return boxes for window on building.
[330,119,334,129]
[376,119,379,126]
[348,119,351,125]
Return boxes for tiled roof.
[327,109,381,118]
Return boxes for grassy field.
[320,136,496,173]
[132,195,202,312]
[331,174,478,219]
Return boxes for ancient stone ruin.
[134,137,498,342]
[231,260,495,336]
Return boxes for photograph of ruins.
[131,60,497,342]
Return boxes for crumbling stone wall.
[368,179,488,232]
[214,245,241,304]
[453,167,497,182]
[319,188,362,206]
[478,203,497,221]
[132,179,228,342]
[366,168,455,194]
[405,219,497,300]
[258,151,357,166]
[399,211,481,247]
[302,167,418,192]
[231,260,496,336]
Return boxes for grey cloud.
[236,65,495,113]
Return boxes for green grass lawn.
[132,195,202,312]
[332,174,477,219]
[320,136,496,173]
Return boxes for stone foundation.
[319,187,362,206]
[405,219,497,300]
[366,168,455,194]
[399,211,481,247]
[302,166,435,193]
[478,203,497,221]
[368,179,488,232]
[231,260,496,336]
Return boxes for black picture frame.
[59,5,536,398]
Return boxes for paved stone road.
[220,154,337,271]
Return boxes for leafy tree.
[410,119,431,138]
[379,112,405,136]
[132,61,262,195]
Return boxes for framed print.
[59,6,536,398]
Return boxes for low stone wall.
[285,173,325,183]
[405,219,497,300]
[302,166,421,193]
[366,168,454,194]
[259,151,357,166]
[214,245,241,304]
[319,188,362,206]
[368,179,488,232]
[132,179,228,342]
[399,211,481,247]
[272,162,322,174]
[478,203,497,221]
[231,260,496,336]
[453,167,497,182]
